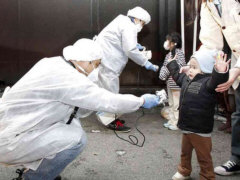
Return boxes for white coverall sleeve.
[199,3,223,51]
[122,27,148,66]
[61,76,144,114]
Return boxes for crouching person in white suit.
[0,38,161,180]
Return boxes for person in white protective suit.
[0,38,161,180]
[93,6,159,132]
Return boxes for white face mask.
[75,63,89,75]
[75,62,99,83]
[88,67,99,83]
[163,41,170,50]
[135,23,143,33]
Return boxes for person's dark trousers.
[231,85,240,165]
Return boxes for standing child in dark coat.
[167,49,230,180]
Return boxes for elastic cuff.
[139,97,145,107]
[143,59,149,66]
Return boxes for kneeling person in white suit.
[0,38,160,180]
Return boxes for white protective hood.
[127,6,151,24]
[95,15,148,93]
[63,38,103,62]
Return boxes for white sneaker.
[163,122,170,128]
[214,160,240,176]
[168,125,179,131]
[172,172,190,180]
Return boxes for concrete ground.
[1,107,240,180]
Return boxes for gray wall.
[0,0,183,92]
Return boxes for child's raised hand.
[214,52,230,73]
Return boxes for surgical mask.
[88,67,99,83]
[75,63,89,75]
[163,41,170,50]
[135,23,143,33]
[75,62,96,76]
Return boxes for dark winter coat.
[167,60,229,133]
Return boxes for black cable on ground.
[114,108,146,147]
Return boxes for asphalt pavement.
[1,107,239,180]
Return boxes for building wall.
[0,0,187,92]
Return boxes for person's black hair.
[166,32,182,49]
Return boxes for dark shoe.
[214,160,240,175]
[54,176,62,180]
[107,119,131,133]
[12,168,26,180]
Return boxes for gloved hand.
[141,94,160,109]
[136,43,145,51]
[144,61,159,72]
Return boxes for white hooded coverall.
[94,15,149,125]
[95,15,149,93]
[0,57,143,170]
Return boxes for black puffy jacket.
[167,60,229,133]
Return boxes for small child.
[166,48,230,180]
[159,32,186,130]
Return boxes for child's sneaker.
[168,124,179,131]
[107,119,131,132]
[163,122,171,128]
[214,160,240,175]
[172,172,190,180]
